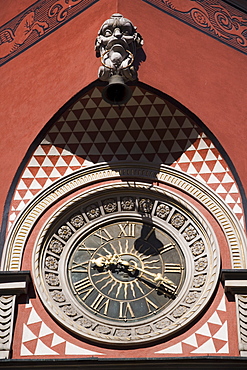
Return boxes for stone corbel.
[0,271,31,359]
[95,14,144,105]
[221,269,247,356]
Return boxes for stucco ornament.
[95,13,143,82]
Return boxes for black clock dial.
[68,221,185,323]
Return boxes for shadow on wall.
[0,83,204,259]
[43,85,202,168]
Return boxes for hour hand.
[122,260,177,296]
[90,256,108,268]
[90,254,119,268]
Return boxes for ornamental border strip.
[1,162,246,272]
[0,0,99,66]
[142,0,247,55]
[1,0,247,67]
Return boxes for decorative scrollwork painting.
[143,0,247,54]
[1,0,247,66]
[0,0,99,66]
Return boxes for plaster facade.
[0,0,246,368]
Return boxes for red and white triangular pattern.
[155,295,228,355]
[8,87,244,230]
[20,302,104,357]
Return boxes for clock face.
[68,221,186,324]
[34,186,219,345]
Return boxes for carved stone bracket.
[221,269,247,356]
[0,271,31,359]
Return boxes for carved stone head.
[95,14,143,82]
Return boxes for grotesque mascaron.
[95,14,143,82]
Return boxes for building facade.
[0,0,247,368]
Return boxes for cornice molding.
[0,271,30,295]
[0,356,247,369]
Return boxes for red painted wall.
[0,0,246,230]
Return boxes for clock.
[68,220,186,324]
[34,185,219,345]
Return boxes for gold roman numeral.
[165,263,182,273]
[73,277,93,299]
[160,243,175,254]
[70,260,88,273]
[144,227,155,241]
[119,301,135,319]
[91,295,110,315]
[118,222,135,237]
[94,228,113,242]
[144,297,158,313]
[78,242,97,255]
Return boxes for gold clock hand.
[90,254,119,267]
[90,256,108,267]
[91,255,176,291]
[118,259,177,292]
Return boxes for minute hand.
[120,259,176,290]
